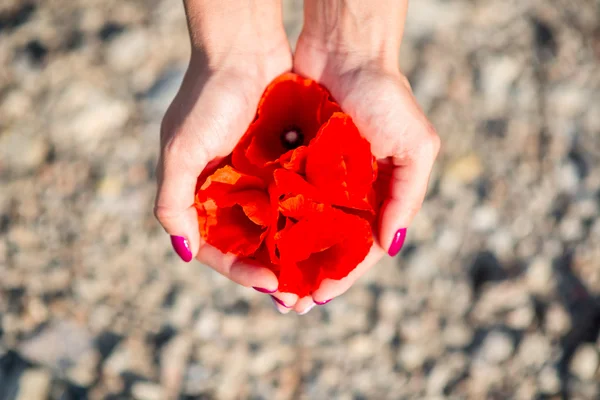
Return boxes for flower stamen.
[281,128,304,150]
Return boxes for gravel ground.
[1,0,600,399]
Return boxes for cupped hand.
[155,42,293,295]
[282,36,440,313]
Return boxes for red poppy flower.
[195,166,271,257]
[195,73,379,297]
[266,185,373,297]
[232,73,341,176]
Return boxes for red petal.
[195,165,270,257]
[233,73,340,172]
[275,206,373,297]
[279,146,309,173]
[305,113,375,210]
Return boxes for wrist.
[184,0,289,71]
[300,0,407,70]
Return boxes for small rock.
[526,257,554,296]
[559,217,584,242]
[538,366,560,394]
[480,331,514,363]
[377,291,405,320]
[427,353,467,395]
[143,67,185,121]
[19,320,94,371]
[557,161,581,195]
[444,153,483,185]
[506,303,535,329]
[569,344,599,381]
[545,303,572,337]
[66,349,100,387]
[16,369,52,400]
[0,130,49,175]
[183,364,212,395]
[161,334,192,398]
[169,291,197,328]
[398,343,427,371]
[518,334,552,368]
[106,29,149,72]
[193,310,221,341]
[481,55,522,115]
[442,321,473,348]
[132,382,164,400]
[471,206,499,232]
[104,336,154,379]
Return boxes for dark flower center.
[281,128,304,150]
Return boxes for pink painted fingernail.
[388,228,407,257]
[170,235,192,262]
[253,286,277,294]
[270,296,290,308]
[315,299,332,305]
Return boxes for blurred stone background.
[1,0,599,399]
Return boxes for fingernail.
[170,235,192,262]
[253,286,277,294]
[298,303,316,315]
[315,299,332,305]
[388,228,407,257]
[270,296,290,308]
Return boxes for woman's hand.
[155,0,293,296]
[283,0,440,313]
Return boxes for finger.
[196,245,278,291]
[271,296,293,314]
[312,245,385,304]
[270,291,298,313]
[155,128,209,261]
[229,261,278,293]
[380,121,440,257]
[294,296,316,315]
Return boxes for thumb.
[154,131,209,262]
[379,121,440,257]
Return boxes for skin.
[155,0,440,315]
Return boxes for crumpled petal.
[275,205,373,297]
[232,73,341,173]
[305,112,376,211]
[195,166,271,257]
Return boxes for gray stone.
[480,331,514,364]
[132,382,164,400]
[18,320,94,371]
[538,366,561,394]
[569,345,599,381]
[16,369,52,400]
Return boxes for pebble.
[106,29,149,72]
[398,343,427,372]
[16,369,52,400]
[569,345,599,381]
[0,130,49,174]
[443,153,483,185]
[526,257,555,296]
[545,303,572,337]
[518,334,552,368]
[18,320,94,370]
[506,302,535,329]
[161,334,192,398]
[471,205,499,232]
[442,321,473,348]
[480,331,514,364]
[426,353,467,395]
[538,366,561,394]
[131,382,164,400]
